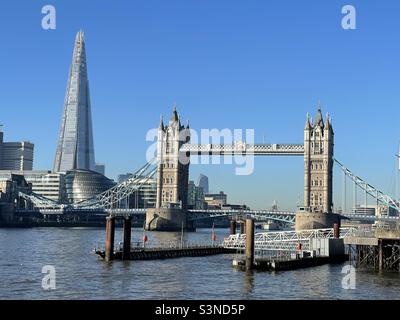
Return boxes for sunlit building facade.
[65,169,115,204]
[53,31,96,173]
[0,129,34,171]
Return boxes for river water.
[0,227,399,300]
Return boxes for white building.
[0,129,34,171]
[0,170,66,203]
[352,204,397,218]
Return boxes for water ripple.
[0,228,399,299]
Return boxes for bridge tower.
[304,107,334,213]
[146,106,191,231]
[155,106,190,209]
[296,106,340,230]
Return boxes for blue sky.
[0,0,399,209]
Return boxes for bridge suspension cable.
[19,160,157,210]
[334,158,400,213]
[18,191,64,210]
[77,162,157,209]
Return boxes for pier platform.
[344,226,400,272]
[233,255,348,271]
[95,245,235,261]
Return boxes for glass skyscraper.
[53,31,95,173]
[197,174,209,194]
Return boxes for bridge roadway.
[14,208,400,223]
[16,156,400,219]
[180,143,304,156]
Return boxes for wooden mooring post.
[245,218,255,270]
[230,220,237,235]
[240,220,246,234]
[333,223,340,238]
[123,216,132,260]
[105,216,116,262]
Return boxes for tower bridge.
[9,31,398,236]
[17,105,400,230]
[146,106,337,231]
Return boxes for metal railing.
[180,143,305,155]
[223,227,357,252]
[187,209,296,224]
[346,223,400,238]
[94,240,223,253]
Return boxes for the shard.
[53,31,96,173]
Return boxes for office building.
[94,163,105,176]
[204,191,227,209]
[0,173,31,222]
[65,169,115,204]
[197,174,209,195]
[118,173,133,183]
[116,174,157,209]
[127,178,157,209]
[188,180,205,209]
[53,31,96,173]
[0,128,34,171]
[0,173,31,203]
[0,170,66,203]
[352,204,397,218]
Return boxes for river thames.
[0,227,399,300]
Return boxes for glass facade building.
[117,175,157,209]
[53,31,96,173]
[187,180,205,209]
[65,169,115,204]
[127,178,157,209]
[204,191,227,209]
[1,171,66,203]
[197,174,209,195]
[0,130,34,171]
